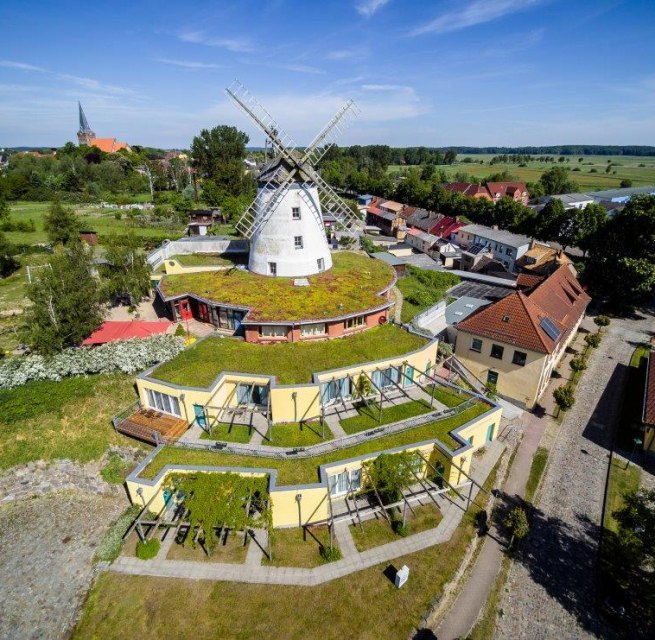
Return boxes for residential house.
[405,228,439,254]
[432,241,461,268]
[454,266,590,408]
[540,193,595,210]
[366,204,406,238]
[588,186,655,204]
[187,209,222,236]
[486,182,530,205]
[516,240,574,276]
[406,209,444,234]
[430,216,465,242]
[455,224,532,273]
[445,183,493,201]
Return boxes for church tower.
[77,102,96,146]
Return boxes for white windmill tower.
[226,80,362,278]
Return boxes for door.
[193,404,207,428]
[179,299,193,321]
[404,366,415,387]
[198,303,209,323]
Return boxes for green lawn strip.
[151,324,428,386]
[429,384,469,408]
[524,447,549,503]
[396,267,460,324]
[158,251,395,322]
[199,421,253,444]
[0,374,146,469]
[100,454,136,484]
[350,504,443,552]
[170,253,248,267]
[340,399,433,434]
[603,454,641,533]
[73,458,501,640]
[167,529,249,564]
[266,421,333,447]
[263,525,336,567]
[141,403,487,485]
[630,344,650,368]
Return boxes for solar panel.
[540,316,561,341]
[467,243,485,255]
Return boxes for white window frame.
[146,388,182,417]
[300,322,326,337]
[470,338,482,353]
[260,325,287,337]
[294,235,303,250]
[328,468,362,496]
[345,315,365,330]
[317,257,325,272]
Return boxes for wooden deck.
[115,408,189,445]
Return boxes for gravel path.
[0,492,124,640]
[496,315,652,639]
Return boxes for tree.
[621,179,633,188]
[22,242,103,354]
[504,506,529,548]
[538,166,578,195]
[102,233,151,304]
[613,489,655,566]
[534,198,572,245]
[594,315,610,329]
[573,203,606,255]
[0,191,9,223]
[365,451,417,504]
[553,384,575,410]
[493,196,533,232]
[0,232,19,277]
[44,199,80,245]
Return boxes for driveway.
[495,313,653,639]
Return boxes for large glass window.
[345,315,365,330]
[328,468,362,496]
[261,325,288,337]
[236,384,269,406]
[321,377,351,403]
[301,322,326,337]
[146,389,182,417]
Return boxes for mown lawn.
[151,324,429,386]
[340,399,433,434]
[73,460,501,640]
[158,251,395,322]
[199,421,254,444]
[603,454,641,533]
[524,446,549,503]
[171,253,247,267]
[266,421,333,447]
[141,402,489,484]
[0,373,145,469]
[397,266,460,323]
[264,525,336,567]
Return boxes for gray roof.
[549,193,595,205]
[458,224,531,249]
[407,209,442,232]
[371,251,406,267]
[587,186,655,200]
[445,296,490,325]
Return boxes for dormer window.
[502,315,510,323]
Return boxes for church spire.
[77,102,95,145]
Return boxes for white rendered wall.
[249,182,333,277]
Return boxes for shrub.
[484,382,498,398]
[319,544,342,563]
[569,357,587,372]
[0,334,185,389]
[391,515,410,537]
[174,323,186,337]
[95,505,140,562]
[136,538,160,560]
[585,333,602,348]
[594,315,610,328]
[114,212,122,220]
[101,454,133,484]
[553,384,575,410]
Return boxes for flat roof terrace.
[150,324,428,386]
[157,251,395,322]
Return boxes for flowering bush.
[0,335,185,389]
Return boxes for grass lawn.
[151,324,429,386]
[397,266,460,323]
[264,525,337,567]
[170,253,248,267]
[350,503,443,552]
[158,251,395,322]
[630,343,650,368]
[603,454,641,533]
[524,446,549,503]
[429,384,469,408]
[199,421,253,444]
[340,399,433,434]
[141,402,488,485]
[166,529,249,564]
[73,458,501,640]
[266,421,333,447]
[0,373,145,469]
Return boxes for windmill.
[226,80,362,278]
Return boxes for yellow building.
[454,266,590,408]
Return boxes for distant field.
[388,154,655,192]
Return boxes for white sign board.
[395,565,409,588]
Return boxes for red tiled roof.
[445,182,491,198]
[516,273,545,291]
[430,216,465,239]
[486,181,528,198]
[644,352,655,425]
[90,138,129,153]
[367,206,384,216]
[82,321,172,345]
[457,266,590,354]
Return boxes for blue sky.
[1,0,654,149]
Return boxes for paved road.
[496,314,652,639]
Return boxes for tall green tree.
[102,233,151,304]
[44,199,80,245]
[22,243,103,354]
[538,166,578,195]
[0,191,9,223]
[573,203,606,255]
[534,198,573,245]
[493,196,534,233]
[0,232,19,277]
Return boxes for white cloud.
[178,30,255,53]
[58,74,136,96]
[410,0,547,36]
[356,0,391,17]
[326,47,368,61]
[361,84,414,92]
[0,60,45,72]
[154,58,223,69]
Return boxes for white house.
[455,224,532,273]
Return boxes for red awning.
[82,321,172,345]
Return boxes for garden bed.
[340,399,434,434]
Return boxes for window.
[260,325,287,338]
[329,468,362,496]
[294,235,303,250]
[512,350,527,366]
[345,315,365,330]
[505,247,512,256]
[146,389,182,417]
[487,370,499,386]
[490,344,504,359]
[317,257,325,272]
[268,262,277,276]
[470,338,483,353]
[292,206,301,220]
[300,322,326,337]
